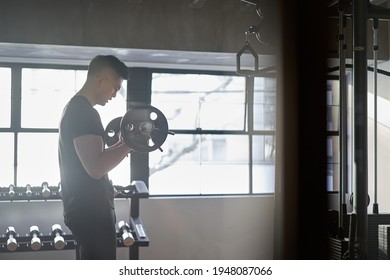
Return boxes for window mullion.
[11,66,22,186]
[246,76,254,195]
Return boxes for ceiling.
[0,42,276,72]
[0,0,276,71]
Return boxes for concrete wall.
[0,196,274,260]
[0,0,274,54]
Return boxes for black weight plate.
[104,117,122,147]
[120,105,169,152]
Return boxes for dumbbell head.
[41,182,51,198]
[118,220,135,247]
[8,184,15,198]
[25,184,32,197]
[51,224,63,234]
[58,182,62,197]
[51,224,65,250]
[30,225,41,251]
[6,226,17,251]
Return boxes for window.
[149,134,250,195]
[0,67,13,187]
[2,66,129,187]
[21,67,128,131]
[0,134,14,186]
[2,64,276,196]
[253,135,275,193]
[17,133,60,186]
[253,77,276,193]
[327,136,339,192]
[150,72,276,195]
[151,73,246,130]
[0,67,11,128]
[326,79,340,192]
[254,77,276,131]
[21,68,83,128]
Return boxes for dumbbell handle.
[30,231,40,239]
[122,227,131,234]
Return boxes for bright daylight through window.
[1,67,276,196]
[150,73,276,195]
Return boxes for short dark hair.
[88,55,129,80]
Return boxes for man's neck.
[76,86,96,107]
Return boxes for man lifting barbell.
[59,55,172,260]
[58,55,132,260]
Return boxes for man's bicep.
[73,134,104,177]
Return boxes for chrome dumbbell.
[58,182,62,198]
[6,226,18,251]
[41,182,51,198]
[8,184,15,198]
[118,220,135,246]
[25,184,33,198]
[51,224,65,250]
[30,226,42,251]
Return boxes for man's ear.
[95,74,105,87]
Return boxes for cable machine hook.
[236,31,260,77]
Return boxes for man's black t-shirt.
[58,95,114,217]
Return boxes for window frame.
[0,63,276,197]
[148,68,276,196]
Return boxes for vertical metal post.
[338,10,348,238]
[246,76,254,194]
[11,67,21,187]
[127,68,152,260]
[128,68,152,187]
[372,18,379,214]
[352,0,368,259]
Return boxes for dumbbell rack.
[0,181,150,259]
[0,233,77,253]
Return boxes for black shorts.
[65,206,117,260]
